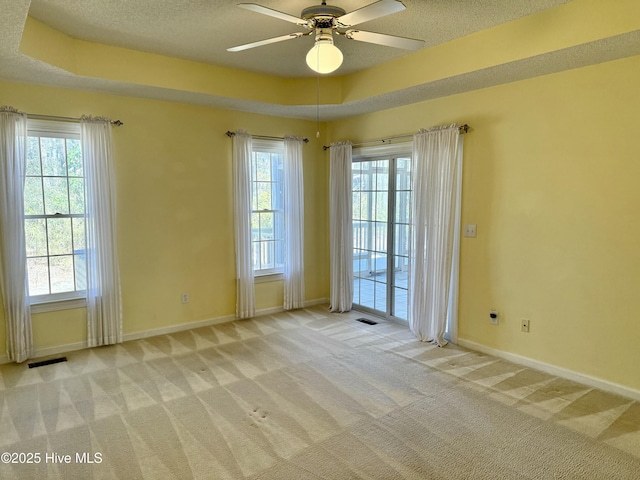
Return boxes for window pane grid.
[25,130,86,298]
[251,147,284,274]
[352,156,411,321]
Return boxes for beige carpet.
[1,305,640,479]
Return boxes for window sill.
[30,297,87,314]
[254,273,284,284]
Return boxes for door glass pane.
[373,268,387,284]
[353,222,365,251]
[374,221,387,254]
[359,165,370,190]
[395,191,411,224]
[374,282,387,312]
[374,192,388,222]
[394,256,410,287]
[358,278,375,309]
[393,287,408,320]
[352,162,361,189]
[396,158,411,187]
[375,161,388,190]
[352,192,361,219]
[360,191,372,221]
[353,275,361,306]
[394,224,410,256]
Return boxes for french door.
[352,155,411,321]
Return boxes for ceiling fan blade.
[346,30,424,50]
[227,32,305,52]
[238,3,307,25]
[338,0,405,27]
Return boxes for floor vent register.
[356,318,379,325]
[28,357,68,369]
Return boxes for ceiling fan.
[227,0,425,74]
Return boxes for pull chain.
[316,74,320,138]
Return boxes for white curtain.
[81,116,123,347]
[409,125,463,346]
[283,136,305,310]
[232,131,255,318]
[0,106,33,362]
[329,142,353,312]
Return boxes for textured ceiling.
[26,0,569,77]
[2,0,640,121]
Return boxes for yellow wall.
[0,81,329,352]
[19,17,343,108]
[3,53,640,393]
[330,54,640,392]
[341,0,640,104]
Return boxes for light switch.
[464,224,477,238]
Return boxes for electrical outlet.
[464,224,477,238]
[489,310,499,325]
[521,318,530,333]
[181,293,189,304]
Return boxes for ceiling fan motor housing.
[301,4,346,25]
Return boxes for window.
[24,120,86,304]
[251,140,284,275]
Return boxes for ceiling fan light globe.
[306,42,343,74]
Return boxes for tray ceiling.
[2,0,640,120]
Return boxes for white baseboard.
[123,313,236,342]
[301,298,329,307]
[0,341,89,365]
[0,298,329,365]
[124,297,328,342]
[457,338,640,403]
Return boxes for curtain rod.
[225,131,309,143]
[27,113,124,126]
[322,124,470,150]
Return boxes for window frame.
[352,142,413,321]
[25,119,87,311]
[251,139,285,277]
